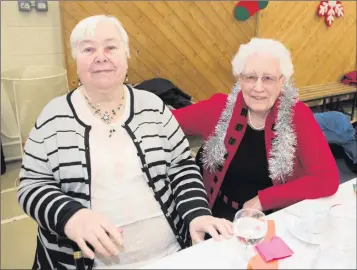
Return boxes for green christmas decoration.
[234,1,269,21]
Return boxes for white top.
[142,178,357,269]
[72,86,180,269]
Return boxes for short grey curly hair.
[232,38,294,81]
[70,15,130,59]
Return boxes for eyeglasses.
[240,73,282,86]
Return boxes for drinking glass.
[233,208,268,261]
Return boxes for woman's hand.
[242,195,263,211]
[189,215,233,244]
[64,209,124,260]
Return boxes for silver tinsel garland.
[268,81,298,184]
[201,81,299,184]
[201,81,241,173]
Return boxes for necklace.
[84,92,124,125]
[82,88,125,137]
[248,109,265,131]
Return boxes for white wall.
[1,1,64,70]
[1,1,64,161]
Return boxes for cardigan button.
[235,124,243,131]
[228,137,236,145]
[241,108,248,117]
[210,187,214,194]
[214,176,218,184]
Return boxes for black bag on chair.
[135,78,192,109]
[1,141,6,175]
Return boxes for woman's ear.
[281,76,286,85]
[236,75,242,84]
[280,76,287,91]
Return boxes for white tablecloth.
[142,178,356,269]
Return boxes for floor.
[1,161,38,269]
[1,145,355,269]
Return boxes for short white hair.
[232,38,294,81]
[70,15,130,59]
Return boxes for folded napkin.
[255,236,293,262]
[247,220,278,269]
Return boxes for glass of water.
[233,208,268,261]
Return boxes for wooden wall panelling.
[164,1,233,83]
[256,1,357,88]
[132,1,229,98]
[100,1,212,100]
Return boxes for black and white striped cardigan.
[18,86,211,270]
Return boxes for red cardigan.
[172,93,340,211]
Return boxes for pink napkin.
[255,236,294,262]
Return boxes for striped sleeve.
[162,103,212,225]
[17,124,86,236]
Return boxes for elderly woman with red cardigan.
[172,38,339,221]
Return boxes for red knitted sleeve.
[258,102,340,210]
[172,93,227,139]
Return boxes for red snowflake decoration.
[317,1,344,27]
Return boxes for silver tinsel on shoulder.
[201,80,299,184]
[268,81,298,184]
[201,81,242,173]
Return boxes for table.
[142,178,356,269]
[299,82,357,122]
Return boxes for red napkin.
[255,236,294,262]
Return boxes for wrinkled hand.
[64,209,124,260]
[189,215,233,244]
[242,195,263,211]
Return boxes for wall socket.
[35,0,48,12]
[18,0,48,12]
[18,0,32,12]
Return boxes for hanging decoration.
[317,1,344,27]
[234,1,269,21]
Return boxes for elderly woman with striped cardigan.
[17,15,232,270]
